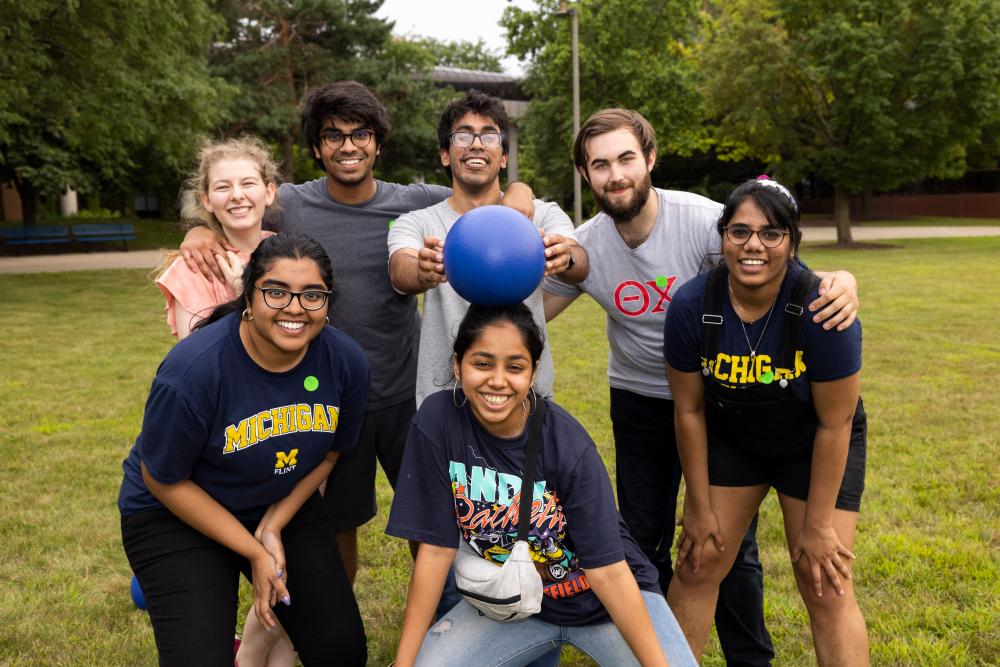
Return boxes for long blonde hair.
[156,136,280,280]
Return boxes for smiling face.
[199,158,276,237]
[723,199,793,291]
[581,128,655,223]
[313,116,379,188]
[440,112,508,195]
[453,321,536,438]
[242,257,330,371]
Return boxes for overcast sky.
[375,0,539,75]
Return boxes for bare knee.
[673,548,732,589]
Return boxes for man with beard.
[543,108,859,667]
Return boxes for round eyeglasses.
[724,226,789,248]
[255,286,331,311]
[320,129,374,150]
[449,131,504,149]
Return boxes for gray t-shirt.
[544,189,721,400]
[387,198,577,407]
[275,178,450,410]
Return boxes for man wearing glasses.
[543,108,860,667]
[178,81,537,585]
[388,90,588,410]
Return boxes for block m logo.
[275,449,299,469]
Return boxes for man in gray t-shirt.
[388,91,586,410]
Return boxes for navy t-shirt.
[664,262,862,404]
[118,312,369,523]
[386,391,661,627]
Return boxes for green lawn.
[1,237,998,665]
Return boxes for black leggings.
[121,493,366,667]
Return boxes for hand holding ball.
[443,205,545,306]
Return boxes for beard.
[593,172,652,223]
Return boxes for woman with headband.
[663,177,869,665]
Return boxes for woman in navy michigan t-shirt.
[118,234,369,666]
[387,303,696,667]
[664,178,869,665]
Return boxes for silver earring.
[241,308,253,321]
[525,387,537,415]
[325,316,330,325]
[452,380,467,408]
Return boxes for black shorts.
[323,397,416,530]
[708,399,867,512]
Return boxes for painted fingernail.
[282,595,291,606]
[276,568,283,578]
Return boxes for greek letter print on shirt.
[613,275,678,317]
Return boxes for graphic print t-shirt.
[386,391,660,626]
[117,312,369,522]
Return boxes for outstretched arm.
[668,365,724,575]
[389,236,447,294]
[542,290,579,322]
[791,373,860,597]
[587,560,669,666]
[393,543,455,667]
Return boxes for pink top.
[157,231,276,336]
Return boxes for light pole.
[555,1,581,226]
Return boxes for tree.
[501,0,708,208]
[0,0,231,224]
[208,0,392,182]
[408,37,504,72]
[698,0,1000,244]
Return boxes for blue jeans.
[415,590,697,667]
[437,566,560,667]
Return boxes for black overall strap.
[517,398,548,543]
[700,265,727,366]
[776,269,822,372]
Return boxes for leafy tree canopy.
[501,0,708,206]
[0,0,231,222]
[698,0,1000,241]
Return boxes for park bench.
[0,225,72,253]
[70,223,137,251]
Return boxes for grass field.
[1,237,998,665]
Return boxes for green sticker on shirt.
[655,275,668,289]
[759,371,774,385]
[304,375,319,391]
[387,219,396,229]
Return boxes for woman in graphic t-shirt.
[387,303,696,667]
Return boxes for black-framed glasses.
[724,225,789,248]
[320,128,374,150]
[255,286,331,311]
[449,131,504,149]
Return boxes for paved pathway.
[800,225,1000,242]
[0,227,998,274]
